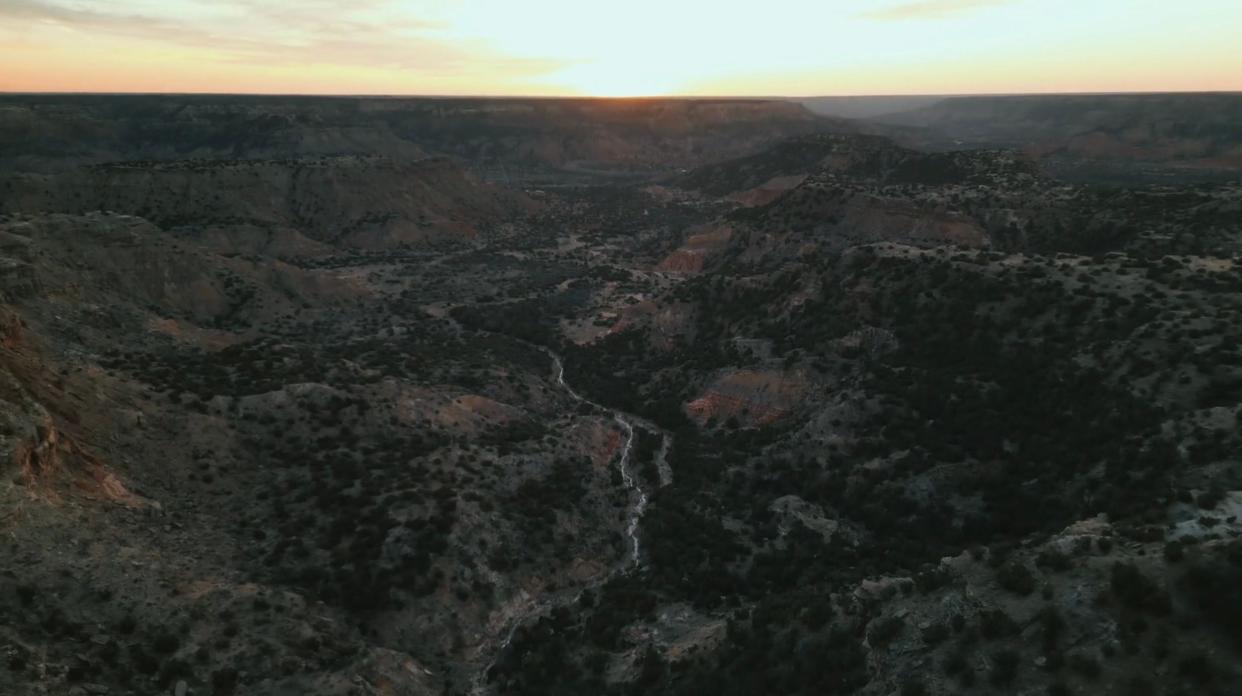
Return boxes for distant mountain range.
[800,92,1242,184]
[0,95,847,183]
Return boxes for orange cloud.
[0,0,567,79]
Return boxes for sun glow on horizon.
[1,1,1240,96]
[548,63,682,98]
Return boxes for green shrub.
[997,562,1037,596]
[15,584,36,606]
[1179,540,1242,647]
[1177,652,1215,685]
[920,621,949,645]
[1048,681,1072,696]
[212,666,239,695]
[979,608,1019,639]
[990,649,1021,685]
[900,678,927,696]
[1196,486,1226,510]
[1038,606,1065,650]
[1110,562,1169,613]
[942,650,968,676]
[1037,548,1074,572]
[868,615,905,646]
[1068,653,1101,681]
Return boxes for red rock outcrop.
[657,225,733,274]
[685,369,808,428]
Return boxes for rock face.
[685,369,808,427]
[657,225,733,274]
[0,349,142,507]
[728,174,807,207]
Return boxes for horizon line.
[3,89,1241,100]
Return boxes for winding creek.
[469,344,669,694]
[550,350,652,566]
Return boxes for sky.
[1,0,1240,97]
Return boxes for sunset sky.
[2,0,1240,97]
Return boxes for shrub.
[1037,548,1074,572]
[128,644,159,675]
[920,621,949,645]
[1038,606,1065,650]
[212,667,239,695]
[1067,653,1101,681]
[1179,541,1242,647]
[868,615,905,646]
[914,566,953,594]
[158,658,191,688]
[900,678,927,696]
[1123,675,1156,696]
[1110,562,1169,613]
[942,650,968,676]
[1048,681,1072,696]
[979,608,1019,639]
[1177,652,1215,685]
[949,612,966,633]
[152,630,180,654]
[15,584,37,606]
[116,614,138,635]
[638,645,666,686]
[1196,486,1226,510]
[7,647,28,672]
[800,598,833,629]
[990,649,1021,685]
[997,562,1037,596]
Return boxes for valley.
[1,94,1241,696]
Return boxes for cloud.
[859,0,1014,21]
[0,0,181,33]
[0,0,567,78]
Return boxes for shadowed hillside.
[868,92,1242,184]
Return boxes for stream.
[469,344,669,694]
